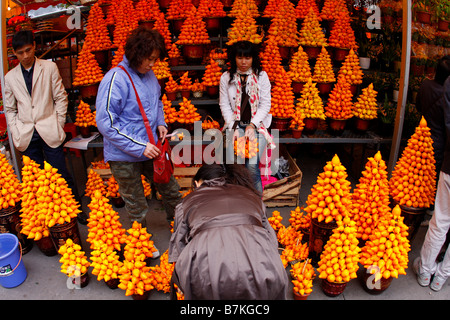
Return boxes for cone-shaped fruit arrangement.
[106,175,120,198]
[141,175,152,198]
[325,79,353,120]
[166,0,192,20]
[389,117,436,208]
[153,12,172,51]
[58,238,90,278]
[234,136,259,159]
[299,9,328,47]
[124,221,159,261]
[278,225,308,267]
[178,71,193,91]
[295,0,321,20]
[83,2,113,52]
[176,6,211,45]
[317,215,360,283]
[289,206,311,232]
[353,83,378,120]
[72,49,104,86]
[291,259,316,296]
[267,0,298,47]
[320,0,347,21]
[75,100,96,128]
[260,37,284,83]
[118,251,155,296]
[296,78,326,120]
[271,68,296,118]
[90,241,123,282]
[350,151,391,241]
[168,43,182,61]
[228,0,259,18]
[202,59,222,86]
[290,105,306,130]
[152,58,171,80]
[86,190,126,251]
[197,0,226,18]
[0,152,22,209]
[191,79,205,93]
[149,250,175,293]
[268,210,284,231]
[226,6,263,45]
[177,97,202,124]
[328,14,358,50]
[110,45,125,69]
[337,49,363,85]
[85,169,107,198]
[304,154,352,223]
[111,0,138,48]
[162,94,178,124]
[165,74,179,93]
[312,47,335,83]
[135,0,161,22]
[360,205,411,279]
[288,46,312,83]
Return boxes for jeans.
[226,124,266,193]
[109,159,182,223]
[420,171,450,279]
[22,130,78,200]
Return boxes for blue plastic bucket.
[0,233,27,288]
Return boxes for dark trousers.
[22,130,78,200]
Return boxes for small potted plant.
[435,1,449,31]
[413,0,433,24]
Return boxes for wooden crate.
[174,165,200,193]
[263,146,302,208]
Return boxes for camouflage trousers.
[109,160,182,224]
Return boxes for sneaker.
[430,275,447,291]
[413,257,431,287]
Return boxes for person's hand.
[143,142,160,159]
[158,125,168,141]
[245,124,256,141]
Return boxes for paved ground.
[2,143,450,301]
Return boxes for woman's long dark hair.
[193,164,261,197]
[227,40,262,84]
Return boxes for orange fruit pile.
[90,241,123,282]
[266,0,298,47]
[168,43,182,60]
[0,152,22,210]
[360,205,411,279]
[270,68,296,118]
[295,0,321,20]
[72,49,104,87]
[290,105,306,130]
[118,253,154,296]
[149,250,175,293]
[262,0,278,17]
[337,49,363,85]
[191,79,205,93]
[176,6,211,45]
[162,94,177,124]
[328,14,358,50]
[141,175,152,198]
[124,221,159,261]
[260,37,284,83]
[226,7,262,45]
[178,71,193,91]
[325,79,354,120]
[166,0,191,20]
[202,59,222,87]
[278,226,308,267]
[177,97,202,124]
[389,117,436,208]
[288,46,312,83]
[152,58,171,80]
[350,151,391,241]
[197,0,226,18]
[299,9,328,47]
[268,210,284,231]
[228,0,259,18]
[296,78,326,120]
[353,83,378,120]
[85,169,107,198]
[106,175,120,198]
[209,48,227,63]
[20,156,48,240]
[288,206,311,231]
[58,238,90,278]
[202,117,220,130]
[320,0,347,21]
[74,100,96,128]
[91,160,110,169]
[83,2,113,52]
[110,0,139,48]
[110,45,125,69]
[165,74,179,93]
[304,154,352,224]
[86,189,126,251]
[291,259,316,296]
[234,136,259,159]
[135,0,161,22]
[318,215,360,283]
[312,47,335,83]
[153,12,173,50]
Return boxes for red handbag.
[118,66,174,184]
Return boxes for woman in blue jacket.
[96,27,181,226]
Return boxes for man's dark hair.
[12,30,35,51]
[124,26,167,71]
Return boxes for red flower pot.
[206,85,219,98]
[165,91,177,101]
[415,11,431,24]
[292,129,303,139]
[438,19,449,32]
[292,81,305,94]
[322,279,347,297]
[327,118,347,136]
[334,48,350,62]
[183,44,204,63]
[303,46,321,59]
[303,118,319,135]
[317,82,333,95]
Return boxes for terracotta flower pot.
[292,81,305,94]
[415,11,431,24]
[183,44,204,64]
[303,46,321,59]
[317,82,333,95]
[206,85,219,98]
[362,271,393,294]
[292,129,303,139]
[169,57,180,66]
[438,19,449,32]
[204,17,220,33]
[322,279,347,297]
[293,289,310,300]
[181,90,191,99]
[327,118,347,136]
[165,91,177,101]
[79,126,91,138]
[353,117,371,133]
[271,117,291,132]
[79,83,99,99]
[303,118,319,135]
[334,48,350,62]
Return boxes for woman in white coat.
[219,40,273,192]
